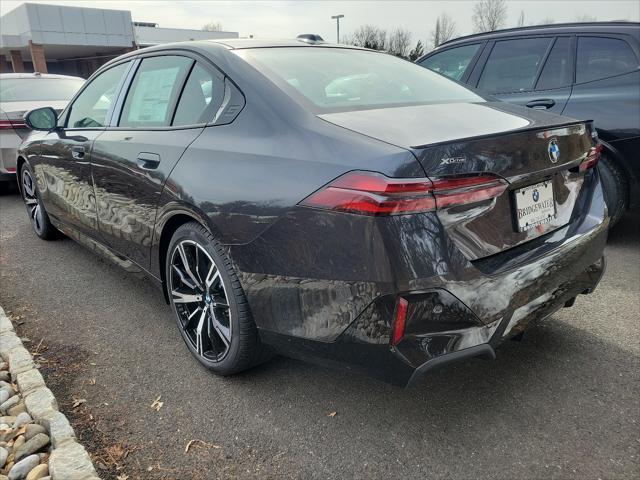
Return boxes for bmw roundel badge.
[532,189,540,202]
[548,138,560,163]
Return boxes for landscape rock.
[25,464,48,480]
[14,413,32,429]
[49,442,98,480]
[16,372,45,398]
[7,402,26,416]
[0,390,10,405]
[0,334,21,358]
[15,433,50,462]
[0,396,19,413]
[23,425,45,441]
[23,390,57,420]
[0,372,9,383]
[7,348,34,378]
[7,454,39,480]
[38,413,74,449]
[0,445,7,467]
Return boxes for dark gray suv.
[417,22,640,224]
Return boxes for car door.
[91,52,225,269]
[34,61,132,236]
[473,36,573,114]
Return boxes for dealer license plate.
[514,181,556,232]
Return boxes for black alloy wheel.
[166,222,270,374]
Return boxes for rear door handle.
[136,152,161,170]
[525,99,556,109]
[71,146,85,159]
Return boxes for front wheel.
[166,222,270,375]
[20,163,58,240]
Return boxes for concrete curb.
[0,305,100,480]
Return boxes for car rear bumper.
[239,169,608,386]
[0,129,21,176]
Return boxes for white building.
[0,3,238,77]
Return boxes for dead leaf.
[150,395,163,411]
[72,397,86,408]
[327,411,337,417]
[88,378,96,385]
[185,439,221,453]
[116,475,129,480]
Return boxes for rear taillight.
[578,144,602,172]
[0,112,28,131]
[299,171,507,216]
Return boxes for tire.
[19,163,58,240]
[166,221,270,375]
[598,155,628,227]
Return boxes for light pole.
[331,14,344,43]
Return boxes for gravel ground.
[0,190,638,480]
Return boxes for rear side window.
[172,63,221,126]
[576,37,639,83]
[419,44,481,81]
[119,56,193,128]
[536,37,572,90]
[478,37,552,93]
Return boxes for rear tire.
[598,155,628,227]
[166,221,270,375]
[19,163,58,240]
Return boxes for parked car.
[17,40,607,386]
[417,22,640,225]
[0,72,84,188]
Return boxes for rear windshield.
[237,47,484,112]
[0,78,85,102]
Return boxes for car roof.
[0,72,84,80]
[204,38,364,50]
[437,21,640,49]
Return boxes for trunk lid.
[320,102,596,260]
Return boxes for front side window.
[172,63,220,126]
[237,47,483,112]
[576,36,639,83]
[478,38,553,93]
[418,44,481,81]
[119,56,193,128]
[66,62,130,128]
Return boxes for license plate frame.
[513,180,556,232]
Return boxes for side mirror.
[25,107,58,131]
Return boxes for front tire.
[598,155,628,227]
[19,163,58,240]
[166,222,269,375]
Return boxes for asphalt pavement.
[0,190,638,480]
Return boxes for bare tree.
[387,28,412,58]
[472,0,508,32]
[202,21,223,32]
[575,14,597,22]
[430,13,458,48]
[517,10,525,27]
[345,25,387,50]
[408,40,425,61]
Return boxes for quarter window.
[576,37,639,83]
[536,37,572,90]
[419,44,481,81]
[119,56,193,128]
[172,63,220,126]
[66,62,130,128]
[478,38,552,93]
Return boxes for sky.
[1,0,639,46]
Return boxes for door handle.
[71,146,85,159]
[525,99,556,109]
[136,152,161,170]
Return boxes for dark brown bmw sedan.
[16,39,607,386]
